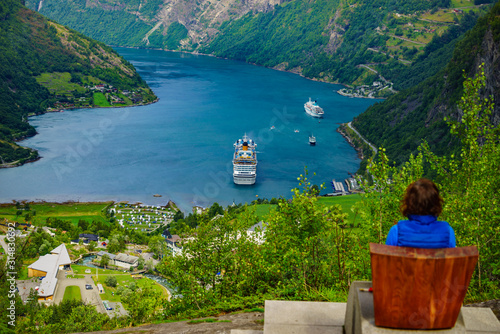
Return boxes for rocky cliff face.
[29,0,288,50]
[474,29,500,126]
[428,26,500,128]
[155,0,286,46]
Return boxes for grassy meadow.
[0,201,112,225]
[251,194,363,226]
[69,264,169,303]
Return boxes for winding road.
[347,122,378,155]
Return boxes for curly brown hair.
[401,178,443,217]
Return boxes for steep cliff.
[26,0,485,89]
[352,1,500,166]
[27,0,288,49]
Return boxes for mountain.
[0,0,156,166]
[26,0,491,91]
[25,0,286,49]
[351,1,500,166]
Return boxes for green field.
[63,285,82,302]
[92,272,168,303]
[251,194,363,226]
[0,201,111,225]
[36,72,87,95]
[450,0,475,8]
[93,92,112,107]
[69,264,169,303]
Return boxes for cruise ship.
[233,134,257,185]
[304,98,324,118]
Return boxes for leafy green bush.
[104,275,117,287]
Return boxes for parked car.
[85,284,92,290]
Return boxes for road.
[347,122,377,155]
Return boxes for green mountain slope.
[351,1,500,166]
[0,0,156,166]
[25,0,492,90]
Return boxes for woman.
[386,178,456,248]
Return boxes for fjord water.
[0,48,378,211]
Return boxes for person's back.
[386,179,455,248]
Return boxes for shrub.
[104,275,117,287]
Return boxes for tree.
[422,66,500,295]
[104,275,117,287]
[87,241,97,252]
[100,254,110,269]
[148,235,166,259]
[173,210,184,222]
[77,219,89,232]
[137,256,145,270]
[107,232,125,253]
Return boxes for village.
[41,82,153,113]
[0,201,185,317]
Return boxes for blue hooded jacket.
[386,215,456,248]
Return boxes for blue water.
[0,48,378,212]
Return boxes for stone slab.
[264,300,346,334]
[462,307,500,333]
[264,300,346,325]
[264,324,344,334]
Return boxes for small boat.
[270,125,275,130]
[294,129,300,133]
[153,194,162,197]
[309,135,316,145]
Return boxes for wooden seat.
[370,243,478,330]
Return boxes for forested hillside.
[0,0,156,166]
[26,0,493,92]
[352,1,500,166]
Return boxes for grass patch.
[71,264,120,276]
[251,194,364,227]
[36,72,86,95]
[450,0,474,8]
[67,274,85,279]
[0,201,111,226]
[188,318,231,324]
[81,76,104,86]
[245,307,265,313]
[63,285,82,302]
[93,92,112,107]
[17,266,29,280]
[253,204,276,219]
[88,267,168,303]
[317,194,363,226]
[421,10,456,23]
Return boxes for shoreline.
[116,45,351,88]
[0,97,160,169]
[28,96,160,118]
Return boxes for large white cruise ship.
[304,98,324,118]
[233,134,257,185]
